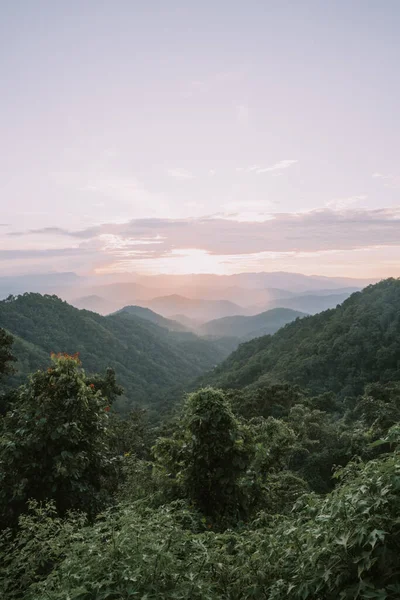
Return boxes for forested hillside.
[0,340,399,599]
[115,305,190,332]
[1,280,400,600]
[0,294,235,413]
[205,279,400,398]
[199,307,305,341]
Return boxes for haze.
[1,1,399,281]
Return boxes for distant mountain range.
[261,292,354,315]
[146,295,245,322]
[198,308,306,341]
[114,305,189,332]
[0,294,237,415]
[0,272,376,324]
[115,304,305,344]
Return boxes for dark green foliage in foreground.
[0,354,120,527]
[0,293,235,413]
[205,278,400,397]
[1,439,399,600]
[154,388,250,526]
[1,279,400,599]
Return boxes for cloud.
[237,160,298,174]
[21,206,399,255]
[7,207,400,277]
[0,248,85,260]
[8,227,71,237]
[326,195,367,210]
[372,173,399,188]
[166,168,194,180]
[256,160,298,173]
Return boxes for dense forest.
[205,279,400,397]
[198,307,305,341]
[0,294,237,415]
[0,279,399,599]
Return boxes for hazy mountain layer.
[147,295,247,322]
[199,308,305,341]
[114,305,189,332]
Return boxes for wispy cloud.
[7,227,70,237]
[326,195,367,210]
[256,159,298,173]
[15,208,400,262]
[0,248,84,260]
[372,173,399,188]
[237,160,298,175]
[166,168,194,180]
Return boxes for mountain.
[147,295,247,322]
[71,282,152,306]
[297,287,361,297]
[169,314,202,330]
[204,279,400,398]
[114,305,189,332]
[0,294,235,414]
[137,272,375,293]
[0,272,83,300]
[170,285,295,306]
[199,308,306,341]
[72,295,118,315]
[264,292,353,315]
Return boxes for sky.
[1,0,399,279]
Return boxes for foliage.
[0,293,234,415]
[0,501,87,600]
[153,388,250,527]
[2,449,399,600]
[198,307,305,341]
[1,279,400,599]
[206,279,400,398]
[0,327,16,380]
[0,327,16,414]
[0,353,118,526]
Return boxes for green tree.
[0,328,15,379]
[0,353,120,527]
[154,387,250,526]
[0,327,16,414]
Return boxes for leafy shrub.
[4,448,398,600]
[153,387,251,527]
[0,353,119,526]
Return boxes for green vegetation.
[205,279,400,397]
[0,279,399,599]
[0,353,120,528]
[115,305,190,332]
[0,294,236,414]
[198,307,305,341]
[0,328,15,379]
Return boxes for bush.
[0,353,119,526]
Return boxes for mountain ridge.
[203,278,400,398]
[199,307,306,341]
[0,293,236,414]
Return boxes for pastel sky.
[1,0,399,278]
